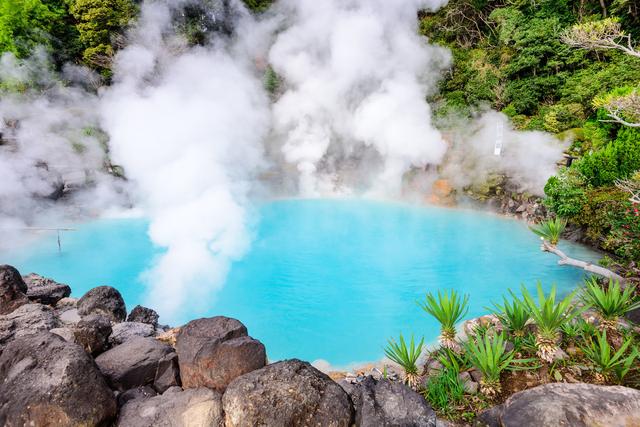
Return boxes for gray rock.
[176,316,266,391]
[478,382,640,427]
[0,265,28,315]
[117,387,223,427]
[347,376,435,427]
[59,307,82,325]
[155,352,181,393]
[50,327,75,342]
[22,273,71,305]
[222,359,353,427]
[110,321,156,346]
[0,332,116,426]
[96,337,173,391]
[117,386,157,408]
[78,286,126,322]
[56,297,78,309]
[74,314,112,355]
[127,305,159,327]
[0,303,59,349]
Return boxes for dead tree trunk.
[541,240,624,282]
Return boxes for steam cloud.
[0,0,567,321]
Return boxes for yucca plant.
[529,217,567,246]
[581,330,639,384]
[418,289,469,350]
[384,334,424,389]
[491,291,531,338]
[521,283,583,363]
[438,348,471,373]
[464,333,515,397]
[581,278,640,331]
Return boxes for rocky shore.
[2,264,640,426]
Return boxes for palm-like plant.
[581,330,639,384]
[464,333,515,397]
[418,290,469,350]
[491,291,531,337]
[529,217,567,246]
[384,334,424,389]
[521,283,583,363]
[581,278,640,331]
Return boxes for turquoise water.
[3,199,598,366]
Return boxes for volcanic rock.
[0,332,116,426]
[22,273,71,305]
[176,316,266,390]
[117,386,157,408]
[222,359,353,427]
[127,305,159,326]
[77,285,126,322]
[117,387,223,427]
[477,382,640,427]
[95,337,173,391]
[74,314,112,355]
[0,265,28,315]
[109,321,155,346]
[154,352,181,393]
[0,303,59,349]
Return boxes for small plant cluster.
[384,278,640,422]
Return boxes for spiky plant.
[418,289,469,350]
[581,278,640,331]
[464,333,515,398]
[384,334,424,389]
[423,368,465,415]
[491,291,531,338]
[529,217,567,246]
[581,330,639,384]
[521,283,583,363]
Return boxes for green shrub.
[577,128,640,187]
[543,168,587,217]
[490,291,531,337]
[384,334,424,389]
[464,333,515,397]
[418,290,469,350]
[581,278,640,327]
[530,217,567,245]
[581,330,639,384]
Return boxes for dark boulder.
[117,386,157,408]
[109,321,155,346]
[0,332,116,426]
[117,387,223,427]
[346,376,436,427]
[222,359,353,427]
[95,337,173,391]
[176,316,266,391]
[127,305,159,327]
[78,286,126,322]
[0,265,28,315]
[477,383,640,427]
[22,273,71,305]
[154,352,181,393]
[74,314,112,355]
[0,303,59,349]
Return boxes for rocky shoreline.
[2,264,640,426]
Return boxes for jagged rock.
[109,321,155,346]
[56,297,78,308]
[0,303,59,349]
[176,316,266,391]
[0,332,116,426]
[95,337,173,391]
[0,265,28,315]
[117,387,223,427]
[477,383,640,427]
[222,359,353,427]
[58,307,81,325]
[154,352,181,393]
[127,305,159,327]
[50,327,75,342]
[74,314,112,355]
[78,286,126,322]
[117,386,157,408]
[345,376,436,427]
[22,273,71,305]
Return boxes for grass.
[581,278,640,329]
[529,217,567,245]
[384,334,424,389]
[423,368,465,416]
[418,289,469,350]
[521,283,584,362]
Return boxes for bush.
[543,168,587,217]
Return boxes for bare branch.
[615,177,640,204]
[541,240,625,282]
[562,18,640,58]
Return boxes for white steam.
[100,1,270,319]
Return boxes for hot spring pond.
[4,199,598,367]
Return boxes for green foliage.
[543,168,587,217]
[438,348,472,373]
[384,334,424,376]
[581,330,639,383]
[242,0,273,13]
[418,289,469,343]
[423,368,466,414]
[529,217,567,245]
[464,333,515,388]
[263,65,280,95]
[520,283,582,342]
[490,291,531,337]
[580,278,640,321]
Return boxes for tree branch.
[541,240,625,282]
